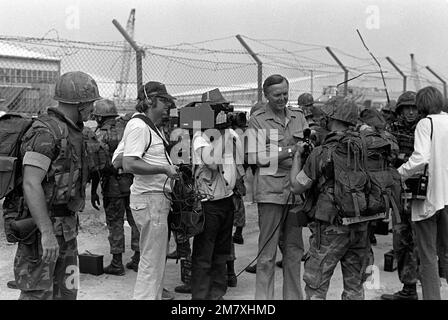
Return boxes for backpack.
[322,129,401,225]
[1,113,72,243]
[0,113,72,199]
[0,114,33,199]
[359,129,401,221]
[96,113,134,172]
[323,131,368,221]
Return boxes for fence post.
[386,57,407,93]
[236,35,263,103]
[326,47,348,96]
[310,69,314,96]
[425,66,447,99]
[112,19,145,94]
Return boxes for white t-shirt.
[123,113,172,194]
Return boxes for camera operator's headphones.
[143,85,157,108]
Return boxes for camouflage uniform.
[232,177,246,229]
[12,108,88,300]
[304,221,369,300]
[94,118,140,254]
[300,145,370,300]
[388,119,419,286]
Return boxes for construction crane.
[114,9,135,105]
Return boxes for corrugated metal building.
[0,42,60,114]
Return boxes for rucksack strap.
[34,116,74,208]
[386,189,401,225]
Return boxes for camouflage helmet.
[297,93,314,107]
[382,99,397,113]
[92,99,118,117]
[321,96,358,126]
[54,71,101,104]
[395,91,416,115]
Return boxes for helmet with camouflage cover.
[382,99,397,113]
[321,96,358,126]
[395,91,416,115]
[297,93,314,107]
[92,99,118,117]
[54,71,101,104]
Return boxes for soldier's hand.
[165,165,180,179]
[41,232,59,263]
[91,193,101,210]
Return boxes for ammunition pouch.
[291,192,315,227]
[0,156,18,199]
[10,217,38,245]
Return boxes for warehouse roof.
[0,41,60,62]
[173,74,332,97]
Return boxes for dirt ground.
[1,178,447,300]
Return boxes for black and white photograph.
[1,0,448,309]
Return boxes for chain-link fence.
[0,34,446,115]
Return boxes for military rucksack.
[321,129,401,225]
[0,113,72,200]
[1,113,73,244]
[359,129,401,222]
[96,113,134,172]
[0,114,33,199]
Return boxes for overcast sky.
[1,0,448,78]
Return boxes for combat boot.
[126,251,140,272]
[104,253,125,276]
[380,284,418,300]
[175,283,192,294]
[227,260,237,287]
[7,280,18,290]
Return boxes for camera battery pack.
[384,250,397,272]
[79,252,104,276]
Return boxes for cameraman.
[190,89,243,300]
[247,74,308,300]
[122,81,179,300]
[398,86,448,300]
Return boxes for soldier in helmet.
[381,91,420,300]
[10,71,100,299]
[381,100,397,125]
[90,99,140,275]
[290,96,371,300]
[298,93,314,110]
